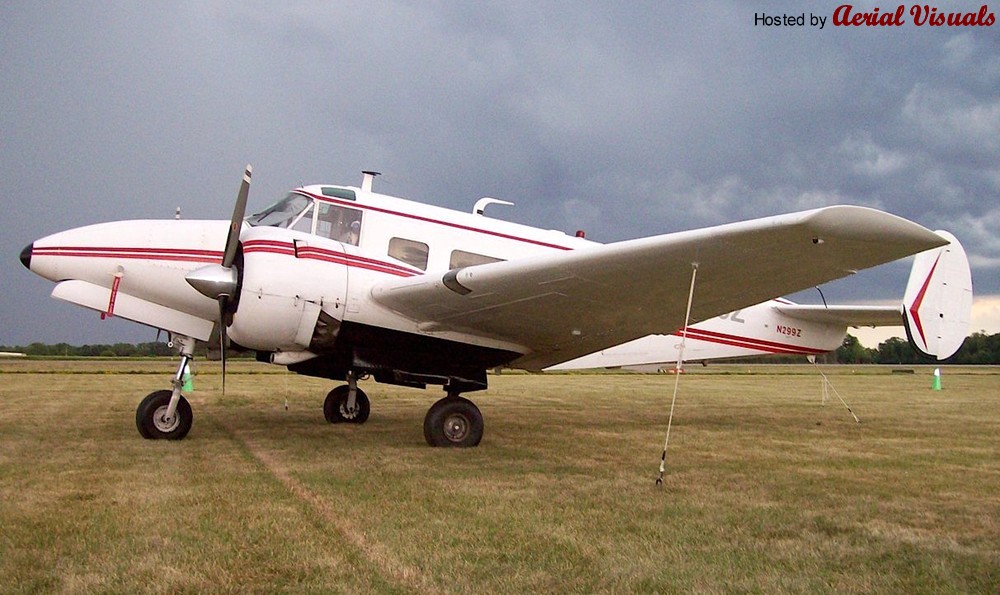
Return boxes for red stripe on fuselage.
[31,246,223,264]
[680,327,827,355]
[242,239,419,277]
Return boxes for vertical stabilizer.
[902,230,973,360]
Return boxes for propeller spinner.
[185,164,252,391]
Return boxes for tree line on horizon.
[832,331,1000,365]
[3,331,999,365]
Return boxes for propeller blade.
[223,164,252,269]
[218,296,228,395]
[217,164,252,395]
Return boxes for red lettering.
[911,4,994,26]
[912,5,939,25]
[834,4,906,26]
[985,6,997,26]
[833,4,855,26]
[838,3,996,27]
[889,5,907,25]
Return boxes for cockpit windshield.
[246,193,313,231]
[246,191,364,245]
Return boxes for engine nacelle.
[228,227,348,352]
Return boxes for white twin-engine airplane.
[19,167,973,447]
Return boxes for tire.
[323,386,371,424]
[423,396,483,447]
[135,390,193,440]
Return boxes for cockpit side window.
[316,202,363,246]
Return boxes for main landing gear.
[136,335,195,440]
[322,372,485,448]
[423,395,483,448]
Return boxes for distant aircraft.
[549,232,973,371]
[19,166,962,446]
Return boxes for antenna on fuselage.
[361,170,381,193]
[175,207,181,220]
[473,197,514,216]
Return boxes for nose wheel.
[136,390,193,440]
[323,385,371,423]
[423,396,483,447]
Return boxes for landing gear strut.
[423,394,484,447]
[136,335,195,440]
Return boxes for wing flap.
[373,206,945,370]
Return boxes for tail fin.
[902,230,973,360]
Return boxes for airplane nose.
[19,243,32,270]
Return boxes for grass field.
[1,360,997,593]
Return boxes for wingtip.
[810,205,947,252]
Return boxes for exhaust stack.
[361,170,380,193]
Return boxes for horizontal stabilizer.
[774,304,903,328]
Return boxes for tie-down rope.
[656,262,699,487]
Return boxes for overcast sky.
[3,1,998,346]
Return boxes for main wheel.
[135,390,193,440]
[423,396,483,447]
[323,385,371,424]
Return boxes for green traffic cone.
[182,363,194,392]
[932,367,941,391]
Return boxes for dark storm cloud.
[2,1,997,345]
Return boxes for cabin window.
[321,187,357,201]
[388,237,429,271]
[316,203,363,245]
[450,250,503,269]
[247,193,314,229]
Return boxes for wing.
[773,304,903,327]
[371,206,946,370]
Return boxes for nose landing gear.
[136,335,195,440]
[323,370,371,423]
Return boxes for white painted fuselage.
[24,184,593,372]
